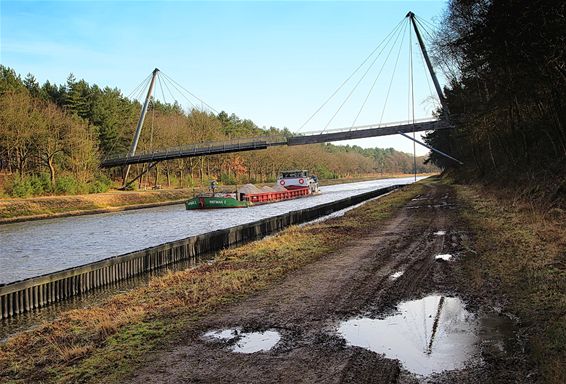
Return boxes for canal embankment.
[0,189,193,225]
[455,181,566,384]
[0,185,399,319]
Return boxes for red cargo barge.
[238,170,319,205]
[186,170,320,209]
[243,186,311,204]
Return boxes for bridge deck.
[101,119,451,168]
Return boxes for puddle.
[435,254,453,261]
[434,230,446,236]
[203,328,281,353]
[338,295,505,376]
[389,271,404,280]
[232,330,281,353]
[204,329,238,340]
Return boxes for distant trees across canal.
[0,66,436,197]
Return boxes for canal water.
[0,177,421,285]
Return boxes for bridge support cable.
[413,16,459,84]
[160,72,196,111]
[122,68,160,188]
[298,17,406,132]
[126,72,153,101]
[322,20,407,133]
[350,19,409,129]
[159,71,218,113]
[409,16,417,182]
[398,132,463,165]
[156,75,169,109]
[378,20,409,127]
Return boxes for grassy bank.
[0,180,425,383]
[0,189,194,223]
[454,181,565,383]
[0,174,433,224]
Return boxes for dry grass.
[455,182,566,383]
[0,189,195,222]
[0,181,424,383]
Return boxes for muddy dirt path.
[128,183,526,384]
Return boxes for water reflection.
[338,295,485,375]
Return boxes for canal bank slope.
[2,177,561,383]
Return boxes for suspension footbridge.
[101,12,459,187]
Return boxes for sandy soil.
[127,183,531,384]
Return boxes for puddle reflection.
[435,254,453,261]
[338,296,481,375]
[389,271,404,280]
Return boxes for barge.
[185,170,319,210]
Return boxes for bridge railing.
[298,117,439,136]
[101,117,448,167]
[103,135,288,163]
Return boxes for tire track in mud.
[128,184,468,384]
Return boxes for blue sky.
[1,0,448,155]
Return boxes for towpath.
[128,182,528,383]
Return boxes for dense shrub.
[3,173,115,197]
[88,173,112,193]
[313,165,336,179]
[55,175,88,195]
[7,176,34,198]
[29,173,52,195]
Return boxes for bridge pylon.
[122,68,160,189]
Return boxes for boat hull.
[186,186,317,210]
[243,186,311,204]
[185,196,250,210]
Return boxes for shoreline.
[0,199,186,225]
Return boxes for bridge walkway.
[101,118,451,168]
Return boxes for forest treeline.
[0,65,436,197]
[424,0,565,203]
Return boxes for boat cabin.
[279,170,309,179]
[276,169,319,193]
